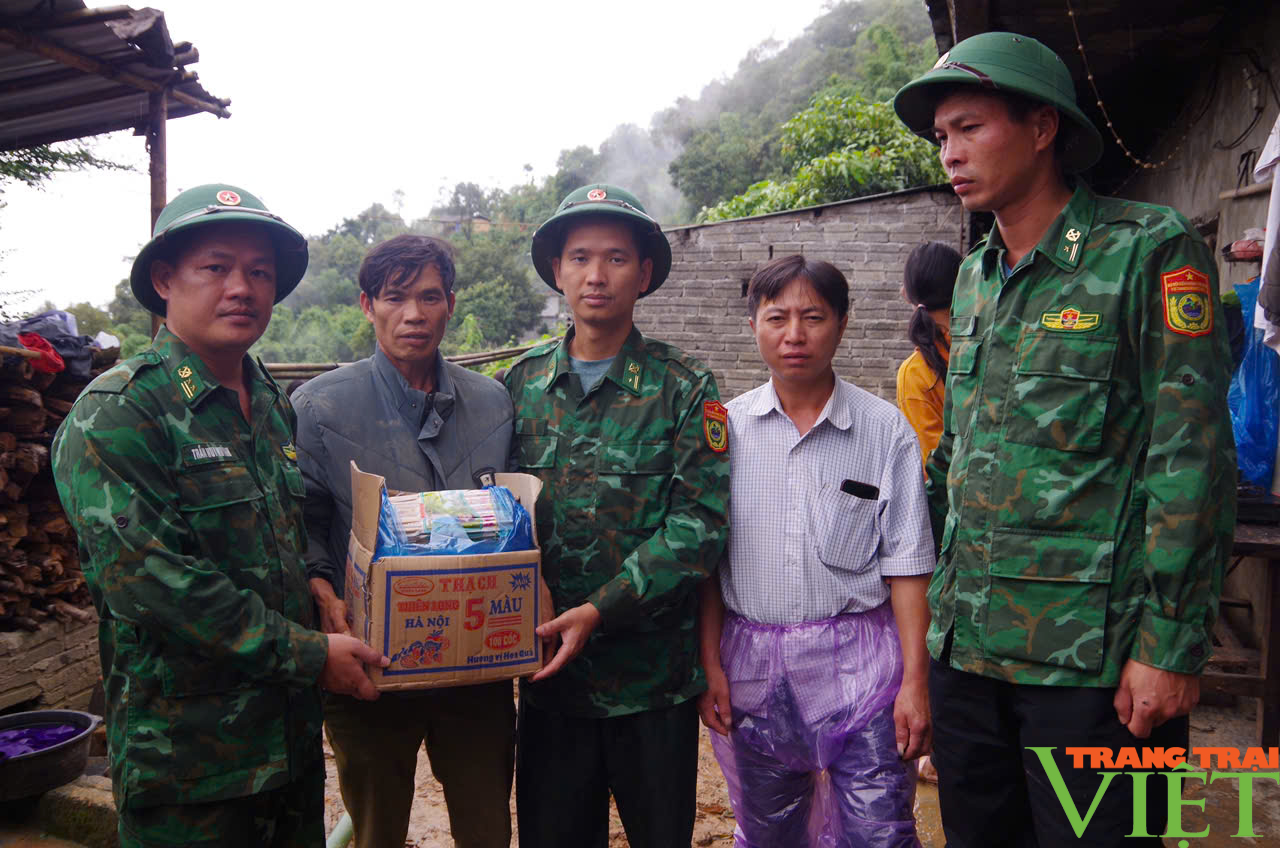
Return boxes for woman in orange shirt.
[895,241,961,786]
[896,242,962,468]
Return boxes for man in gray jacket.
[294,234,516,848]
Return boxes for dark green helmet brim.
[130,183,309,316]
[531,184,671,296]
[893,32,1103,173]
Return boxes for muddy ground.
[319,689,738,847]
[320,694,1278,847]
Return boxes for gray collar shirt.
[293,346,515,595]
[721,378,935,624]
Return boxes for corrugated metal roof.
[0,1,228,150]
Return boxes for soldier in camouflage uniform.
[505,184,730,847]
[52,184,386,847]
[894,34,1236,846]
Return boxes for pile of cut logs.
[0,344,118,633]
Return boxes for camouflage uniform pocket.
[945,331,980,440]
[281,463,305,497]
[597,442,672,529]
[175,464,269,568]
[983,529,1113,672]
[281,464,308,551]
[176,463,262,509]
[1002,333,1117,453]
[813,483,879,573]
[517,435,557,469]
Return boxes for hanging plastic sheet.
[709,605,920,848]
[1228,276,1280,488]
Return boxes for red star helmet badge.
[586,188,607,201]
[216,190,241,206]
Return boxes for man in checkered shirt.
[698,255,935,847]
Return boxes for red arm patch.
[703,401,728,453]
[1161,265,1213,337]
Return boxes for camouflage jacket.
[925,183,1236,686]
[52,326,328,810]
[505,326,730,716]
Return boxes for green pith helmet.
[530,183,672,297]
[893,31,1103,173]
[130,183,309,316]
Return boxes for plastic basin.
[0,710,101,801]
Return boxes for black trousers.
[515,697,699,848]
[929,658,1189,848]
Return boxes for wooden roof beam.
[19,6,135,29]
[951,0,991,44]
[0,109,195,151]
[0,64,83,95]
[0,83,138,123]
[0,26,230,119]
[925,0,955,54]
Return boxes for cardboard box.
[345,461,544,690]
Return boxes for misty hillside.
[60,0,945,363]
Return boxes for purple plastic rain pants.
[709,604,920,848]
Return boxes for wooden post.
[147,90,167,338]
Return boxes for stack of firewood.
[0,344,119,632]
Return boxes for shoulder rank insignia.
[703,400,728,453]
[1161,265,1213,337]
[1041,306,1100,332]
[1059,227,1084,264]
[623,358,642,392]
[281,442,297,462]
[175,362,204,401]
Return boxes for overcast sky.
[0,0,832,311]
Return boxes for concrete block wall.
[634,186,965,402]
[0,617,99,712]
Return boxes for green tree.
[431,181,502,222]
[326,203,407,246]
[550,145,604,201]
[446,227,545,348]
[657,0,934,214]
[700,94,945,222]
[0,142,130,190]
[251,304,374,363]
[452,228,528,292]
[850,22,935,102]
[445,277,546,353]
[668,113,776,214]
[105,279,154,357]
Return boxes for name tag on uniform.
[182,443,235,466]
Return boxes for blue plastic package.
[375,485,533,559]
[1227,276,1280,488]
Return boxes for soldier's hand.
[530,602,600,682]
[893,677,932,760]
[321,634,388,701]
[1114,659,1199,739]
[698,665,733,736]
[310,577,350,636]
[537,577,559,660]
